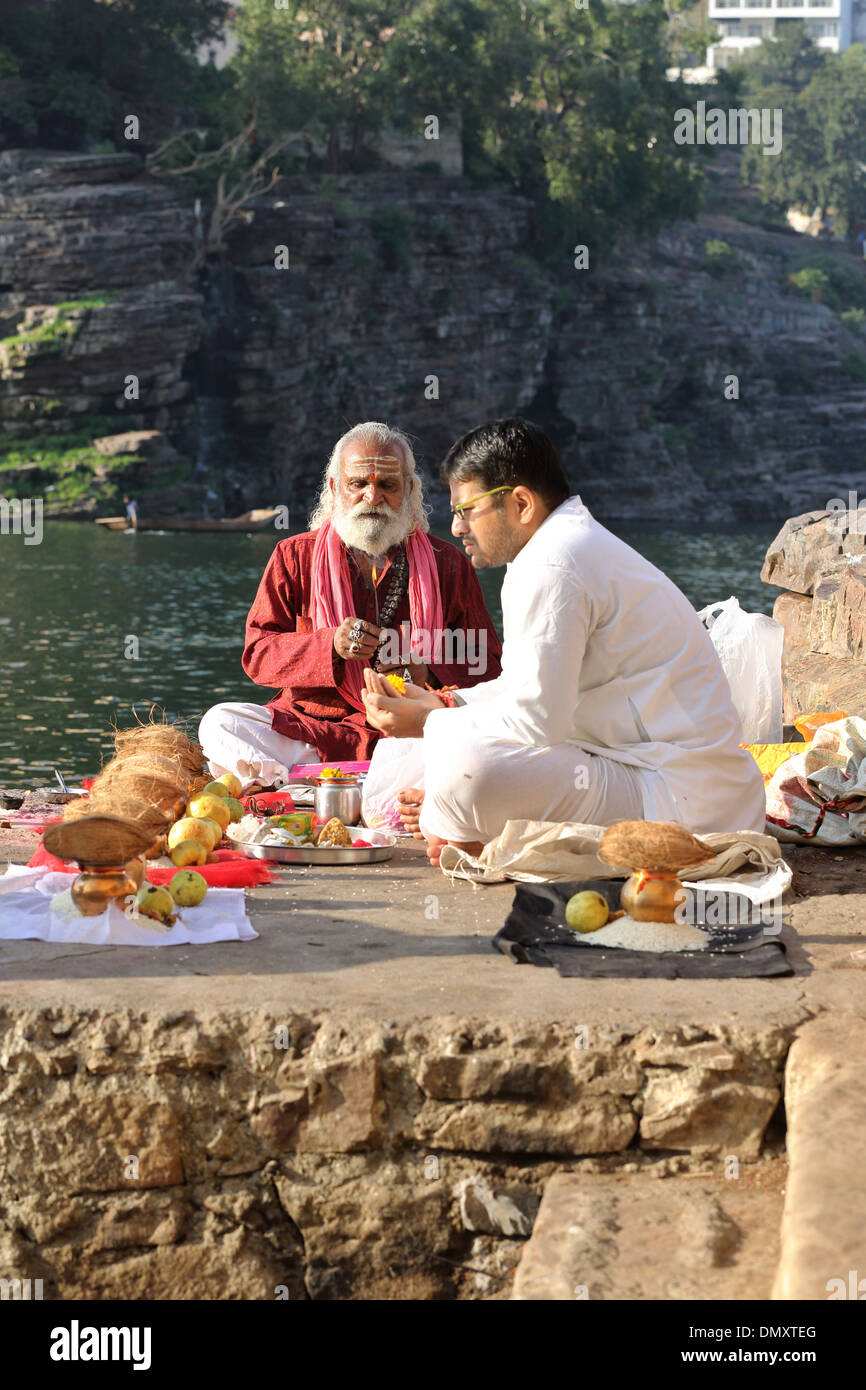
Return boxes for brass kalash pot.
[598,820,715,923]
[42,816,156,917]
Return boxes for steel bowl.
[313,777,362,826]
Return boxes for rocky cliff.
[0,150,205,515]
[2,149,866,522]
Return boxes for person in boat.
[199,421,502,789]
[361,417,767,867]
[123,496,139,531]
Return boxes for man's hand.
[334,617,381,662]
[378,658,429,686]
[362,668,444,738]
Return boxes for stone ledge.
[512,1168,785,1300]
[772,1014,866,1301]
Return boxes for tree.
[231,0,418,169]
[227,0,703,250]
[742,40,866,235]
[485,0,703,248]
[0,0,229,150]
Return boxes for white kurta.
[421,496,766,837]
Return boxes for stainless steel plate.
[227,825,396,866]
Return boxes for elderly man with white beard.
[198,421,502,788]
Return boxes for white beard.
[332,496,412,556]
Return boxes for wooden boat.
[94,508,282,533]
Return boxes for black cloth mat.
[494,879,793,979]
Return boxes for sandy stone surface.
[1,824,864,1299]
[772,1014,866,1301]
[513,1163,787,1300]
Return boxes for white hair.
[308,421,430,532]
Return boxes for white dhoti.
[199,702,317,790]
[413,725,645,844]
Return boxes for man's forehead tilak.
[342,455,404,479]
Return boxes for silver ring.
[351,623,363,639]
[350,641,361,654]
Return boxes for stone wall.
[0,1006,787,1299]
[762,510,866,720]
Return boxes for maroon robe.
[242,530,503,761]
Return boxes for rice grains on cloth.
[581,915,709,952]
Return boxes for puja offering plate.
[227,823,396,865]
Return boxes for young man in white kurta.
[362,419,767,856]
[418,493,766,842]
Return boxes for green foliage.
[370,208,413,270]
[788,267,831,303]
[737,24,825,94]
[0,417,192,508]
[786,252,866,312]
[0,0,229,150]
[841,307,866,332]
[0,416,123,468]
[703,240,742,276]
[1,294,117,360]
[741,36,866,236]
[0,416,135,506]
[229,0,704,255]
[842,350,866,384]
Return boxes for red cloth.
[242,530,502,760]
[311,521,445,714]
[27,843,274,887]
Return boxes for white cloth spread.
[438,822,791,894]
[420,496,767,841]
[0,865,257,946]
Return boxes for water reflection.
[0,519,776,787]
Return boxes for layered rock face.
[213,173,553,514]
[0,150,204,515]
[3,151,866,521]
[0,1008,786,1300]
[762,510,866,720]
[213,182,866,522]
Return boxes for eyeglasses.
[450,486,513,519]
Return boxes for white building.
[707,0,866,70]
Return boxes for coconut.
[100,750,188,789]
[598,820,715,874]
[114,723,205,778]
[94,770,185,817]
[63,793,168,840]
[43,815,156,867]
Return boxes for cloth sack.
[439,820,791,899]
[697,596,784,744]
[766,715,866,844]
[362,737,424,831]
[0,864,257,946]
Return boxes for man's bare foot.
[397,787,425,839]
[426,835,484,869]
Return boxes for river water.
[0,520,777,788]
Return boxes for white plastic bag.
[697,596,784,744]
[361,737,426,831]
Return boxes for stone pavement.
[0,829,814,1030]
[0,826,864,1299]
